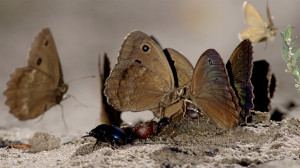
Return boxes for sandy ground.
[1,1,300,167]
[1,109,300,168]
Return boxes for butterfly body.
[4,28,67,120]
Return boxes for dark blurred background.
[0,0,299,135]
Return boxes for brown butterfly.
[226,39,254,124]
[239,1,277,43]
[190,49,241,128]
[4,28,68,120]
[104,30,254,128]
[189,40,254,128]
[161,40,254,126]
[104,31,193,118]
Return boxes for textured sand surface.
[1,116,300,167]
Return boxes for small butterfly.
[239,1,277,43]
[4,28,68,120]
[104,31,193,118]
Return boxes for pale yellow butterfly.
[239,1,277,43]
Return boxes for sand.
[1,110,300,168]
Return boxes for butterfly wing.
[5,67,59,120]
[152,48,194,118]
[28,28,64,86]
[239,27,270,43]
[243,1,268,28]
[104,31,175,112]
[4,28,67,120]
[269,74,276,99]
[226,39,254,123]
[190,49,240,128]
[99,54,122,126]
[149,38,193,87]
[165,48,193,87]
[251,60,276,112]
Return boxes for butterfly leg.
[206,118,210,125]
[182,100,187,119]
[159,88,184,117]
[182,99,202,126]
[157,101,165,118]
[34,112,45,124]
[182,99,194,118]
[159,93,173,118]
[197,113,201,126]
[58,104,68,129]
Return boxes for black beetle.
[82,124,129,148]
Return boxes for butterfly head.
[269,26,278,37]
[60,83,69,94]
[55,83,68,102]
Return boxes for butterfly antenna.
[182,99,187,119]
[64,94,88,108]
[33,105,68,128]
[266,0,274,27]
[66,75,96,84]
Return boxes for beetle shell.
[120,125,138,142]
[83,124,128,147]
